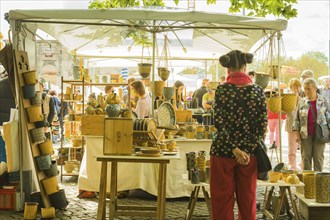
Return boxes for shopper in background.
[285,78,302,170]
[293,78,330,171]
[320,78,330,106]
[105,85,114,95]
[39,80,55,129]
[48,89,61,143]
[300,69,320,97]
[267,108,286,147]
[130,80,151,118]
[173,80,185,109]
[218,75,226,85]
[210,50,268,220]
[193,78,209,108]
[123,77,137,108]
[202,84,215,110]
[248,70,255,81]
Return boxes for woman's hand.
[232,148,250,165]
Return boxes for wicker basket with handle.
[281,94,297,113]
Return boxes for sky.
[0,0,329,60]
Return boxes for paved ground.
[1,126,329,219]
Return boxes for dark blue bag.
[0,135,7,162]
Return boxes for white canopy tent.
[6,8,288,197]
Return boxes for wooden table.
[96,154,180,220]
[257,180,304,220]
[293,190,330,220]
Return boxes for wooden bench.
[293,191,330,220]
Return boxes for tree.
[89,0,298,19]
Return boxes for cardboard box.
[81,115,105,136]
[103,118,133,155]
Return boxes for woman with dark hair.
[173,80,185,109]
[210,50,268,219]
[130,80,151,118]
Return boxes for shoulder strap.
[308,101,317,123]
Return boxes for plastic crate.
[0,188,16,210]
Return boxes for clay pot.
[26,105,43,123]
[39,140,54,155]
[49,189,69,209]
[138,63,152,78]
[30,127,46,144]
[163,87,175,101]
[254,72,270,89]
[158,67,170,81]
[30,91,42,105]
[64,162,75,173]
[22,84,36,99]
[303,173,316,199]
[42,176,59,195]
[41,207,56,219]
[105,104,121,117]
[24,202,38,219]
[35,155,52,171]
[44,160,59,177]
[30,191,44,210]
[315,172,330,203]
[22,70,38,85]
[269,171,281,183]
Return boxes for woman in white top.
[130,80,151,118]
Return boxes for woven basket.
[150,81,165,97]
[254,72,270,89]
[281,94,297,113]
[39,140,54,155]
[30,128,46,144]
[26,105,43,123]
[138,63,152,78]
[266,96,282,113]
[158,67,170,81]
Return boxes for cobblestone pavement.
[1,177,294,220]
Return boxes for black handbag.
[255,140,272,173]
[309,102,330,144]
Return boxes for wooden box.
[103,118,133,155]
[175,110,192,122]
[81,115,105,136]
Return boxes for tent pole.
[277,31,283,163]
[151,21,156,118]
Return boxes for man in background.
[193,78,209,108]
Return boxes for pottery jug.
[105,104,121,117]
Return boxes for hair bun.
[245,53,254,64]
[219,55,230,67]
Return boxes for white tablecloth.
[78,137,212,198]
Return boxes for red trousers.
[210,156,257,220]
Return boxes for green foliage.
[229,0,298,19]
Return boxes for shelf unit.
[14,50,53,208]
[59,77,88,181]
[59,79,130,181]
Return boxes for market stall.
[6,7,288,203]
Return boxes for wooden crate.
[175,110,192,122]
[81,115,105,136]
[103,118,133,155]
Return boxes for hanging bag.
[309,102,330,144]
[2,108,20,172]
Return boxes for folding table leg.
[109,162,118,220]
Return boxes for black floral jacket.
[210,84,268,158]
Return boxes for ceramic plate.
[157,102,176,128]
[145,119,157,132]
[162,151,178,155]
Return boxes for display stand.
[14,50,52,208]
